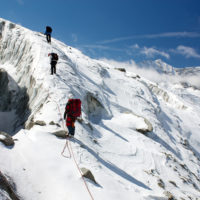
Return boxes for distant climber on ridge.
[63,94,82,137]
[48,52,58,75]
[44,26,52,43]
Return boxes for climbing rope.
[50,96,95,200]
[50,97,71,158]
[47,44,95,199]
[68,141,95,200]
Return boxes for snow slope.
[0,18,200,200]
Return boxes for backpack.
[51,53,58,61]
[46,26,52,33]
[67,99,81,117]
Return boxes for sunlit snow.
[0,18,200,200]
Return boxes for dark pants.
[51,61,57,74]
[46,34,51,43]
[67,126,75,136]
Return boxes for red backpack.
[67,99,81,117]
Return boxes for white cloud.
[100,58,138,69]
[100,58,200,89]
[98,32,200,44]
[183,75,200,88]
[141,47,170,59]
[79,44,124,52]
[173,45,200,59]
[100,58,168,83]
[129,44,170,59]
[130,44,140,49]
[79,42,170,61]
[142,32,200,39]
[98,36,135,44]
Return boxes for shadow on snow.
[71,138,151,190]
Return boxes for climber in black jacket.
[48,53,58,75]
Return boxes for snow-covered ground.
[0,18,200,200]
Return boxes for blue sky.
[1,0,200,68]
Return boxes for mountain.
[0,18,200,200]
[138,59,176,75]
[175,66,200,76]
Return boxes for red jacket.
[64,100,76,127]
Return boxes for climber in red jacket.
[64,94,81,137]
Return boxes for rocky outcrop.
[0,20,5,39]
[163,191,176,200]
[52,130,68,138]
[0,20,49,134]
[136,117,153,134]
[25,118,47,130]
[149,84,187,110]
[0,171,20,200]
[124,111,153,134]
[157,178,165,189]
[34,120,46,126]
[85,92,111,124]
[81,167,97,184]
[115,68,126,72]
[25,117,34,130]
[49,121,61,127]
[0,132,14,146]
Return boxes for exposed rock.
[149,84,187,110]
[0,132,14,146]
[157,178,165,189]
[180,138,189,149]
[0,21,5,40]
[169,180,177,187]
[52,130,68,138]
[25,117,34,130]
[49,121,61,127]
[136,75,140,78]
[92,139,98,144]
[9,23,15,29]
[132,74,140,79]
[144,168,159,176]
[136,117,153,134]
[0,171,20,200]
[163,191,176,200]
[126,71,140,79]
[81,167,97,184]
[115,68,126,72]
[34,120,46,126]
[25,119,46,130]
[85,92,110,123]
